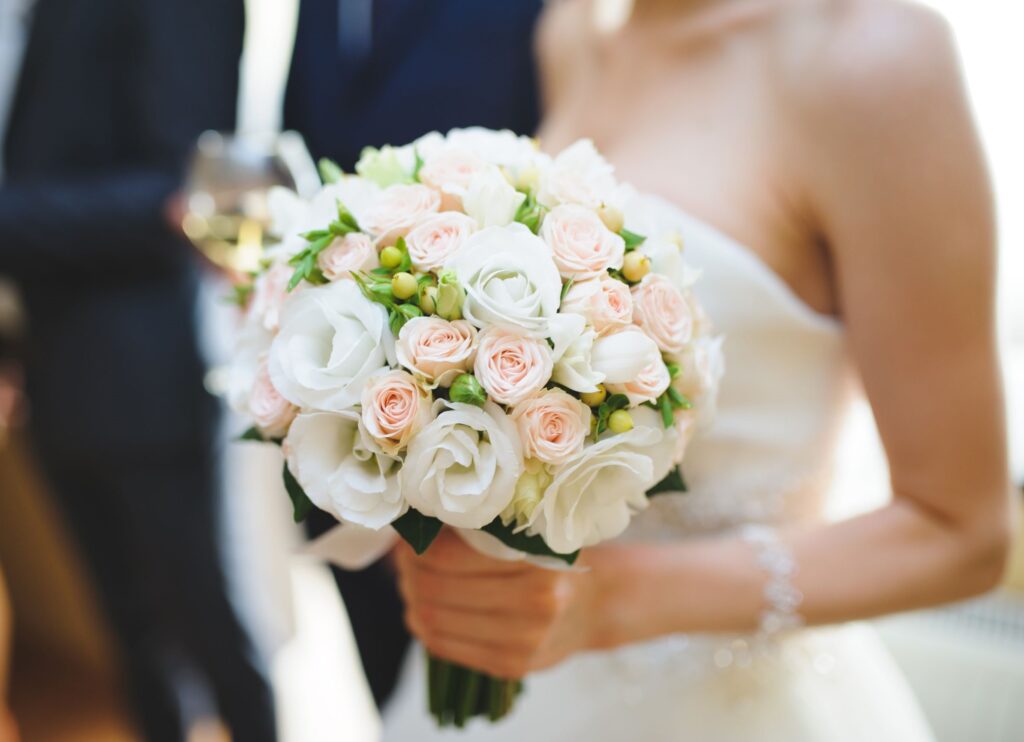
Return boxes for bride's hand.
[395,529,598,678]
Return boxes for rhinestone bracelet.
[740,525,804,639]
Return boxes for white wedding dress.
[382,195,935,741]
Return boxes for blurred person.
[0,0,276,740]
[386,0,1014,740]
[283,0,545,710]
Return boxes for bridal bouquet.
[228,128,722,727]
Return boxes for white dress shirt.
[0,0,36,180]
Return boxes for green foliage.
[646,465,688,497]
[283,463,314,523]
[593,393,630,440]
[393,509,444,554]
[619,228,647,251]
[318,158,343,184]
[481,518,580,565]
[514,191,545,234]
[449,373,487,407]
[226,282,254,308]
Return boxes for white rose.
[590,327,662,385]
[462,165,526,228]
[551,327,605,393]
[446,223,562,337]
[540,204,625,280]
[268,280,396,412]
[559,275,633,335]
[417,149,488,211]
[526,407,671,553]
[284,411,404,529]
[537,139,618,210]
[443,128,546,179]
[402,400,523,529]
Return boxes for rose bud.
[436,271,465,321]
[449,373,487,406]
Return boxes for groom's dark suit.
[284,0,544,710]
[0,0,276,740]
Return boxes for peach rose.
[317,233,378,280]
[360,370,432,455]
[362,184,440,245]
[631,273,694,354]
[418,150,487,211]
[249,358,298,438]
[540,203,625,280]
[474,327,553,406]
[396,316,477,386]
[606,357,670,406]
[248,262,293,332]
[559,275,633,335]
[510,388,591,465]
[404,212,477,273]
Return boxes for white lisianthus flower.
[537,139,618,210]
[526,407,672,553]
[462,165,526,228]
[225,314,273,414]
[590,326,662,385]
[446,224,562,337]
[267,179,382,260]
[670,335,726,423]
[284,411,405,529]
[269,280,396,412]
[402,400,523,529]
[443,128,546,179]
[551,327,605,394]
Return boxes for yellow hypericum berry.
[379,245,403,270]
[608,409,634,434]
[391,272,418,300]
[598,205,624,234]
[621,251,650,283]
[580,385,607,407]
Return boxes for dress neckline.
[643,193,843,334]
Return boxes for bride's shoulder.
[774,0,960,119]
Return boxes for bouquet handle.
[426,652,522,727]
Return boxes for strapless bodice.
[621,194,852,540]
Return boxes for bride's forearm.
[584,494,1015,648]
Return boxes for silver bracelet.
[740,525,804,639]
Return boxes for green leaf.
[392,236,413,274]
[335,200,360,232]
[481,518,579,565]
[449,373,487,407]
[667,386,692,410]
[393,509,444,554]
[513,192,544,234]
[619,228,647,250]
[658,392,674,428]
[559,277,575,306]
[225,282,254,308]
[594,393,630,439]
[283,463,314,523]
[300,228,331,241]
[412,147,425,182]
[237,426,264,442]
[318,158,343,184]
[646,465,688,497]
[352,272,396,310]
[666,361,682,380]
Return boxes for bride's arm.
[396,7,1016,679]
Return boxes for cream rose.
[248,358,298,438]
[560,275,633,335]
[404,212,477,273]
[525,407,670,553]
[590,327,662,385]
[606,357,670,406]
[284,411,404,529]
[474,327,553,406]
[360,370,432,455]
[446,223,563,337]
[541,204,625,279]
[396,316,477,385]
[510,389,591,465]
[362,183,440,245]
[317,233,378,280]
[631,273,695,354]
[418,150,487,210]
[537,139,618,210]
[269,280,396,412]
[402,400,523,529]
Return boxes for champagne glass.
[181,130,319,273]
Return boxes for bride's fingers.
[414,530,534,575]
[398,568,531,613]
[409,625,530,679]
[410,603,546,650]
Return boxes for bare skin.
[397,0,1016,681]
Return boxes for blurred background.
[0,0,1022,741]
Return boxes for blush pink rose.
[606,357,670,406]
[510,388,591,465]
[396,317,477,385]
[360,370,432,455]
[317,233,378,280]
[559,275,633,335]
[248,263,293,332]
[631,273,694,354]
[474,327,553,406]
[418,150,487,211]
[404,212,477,273]
[540,204,625,279]
[362,184,441,245]
[249,359,298,438]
